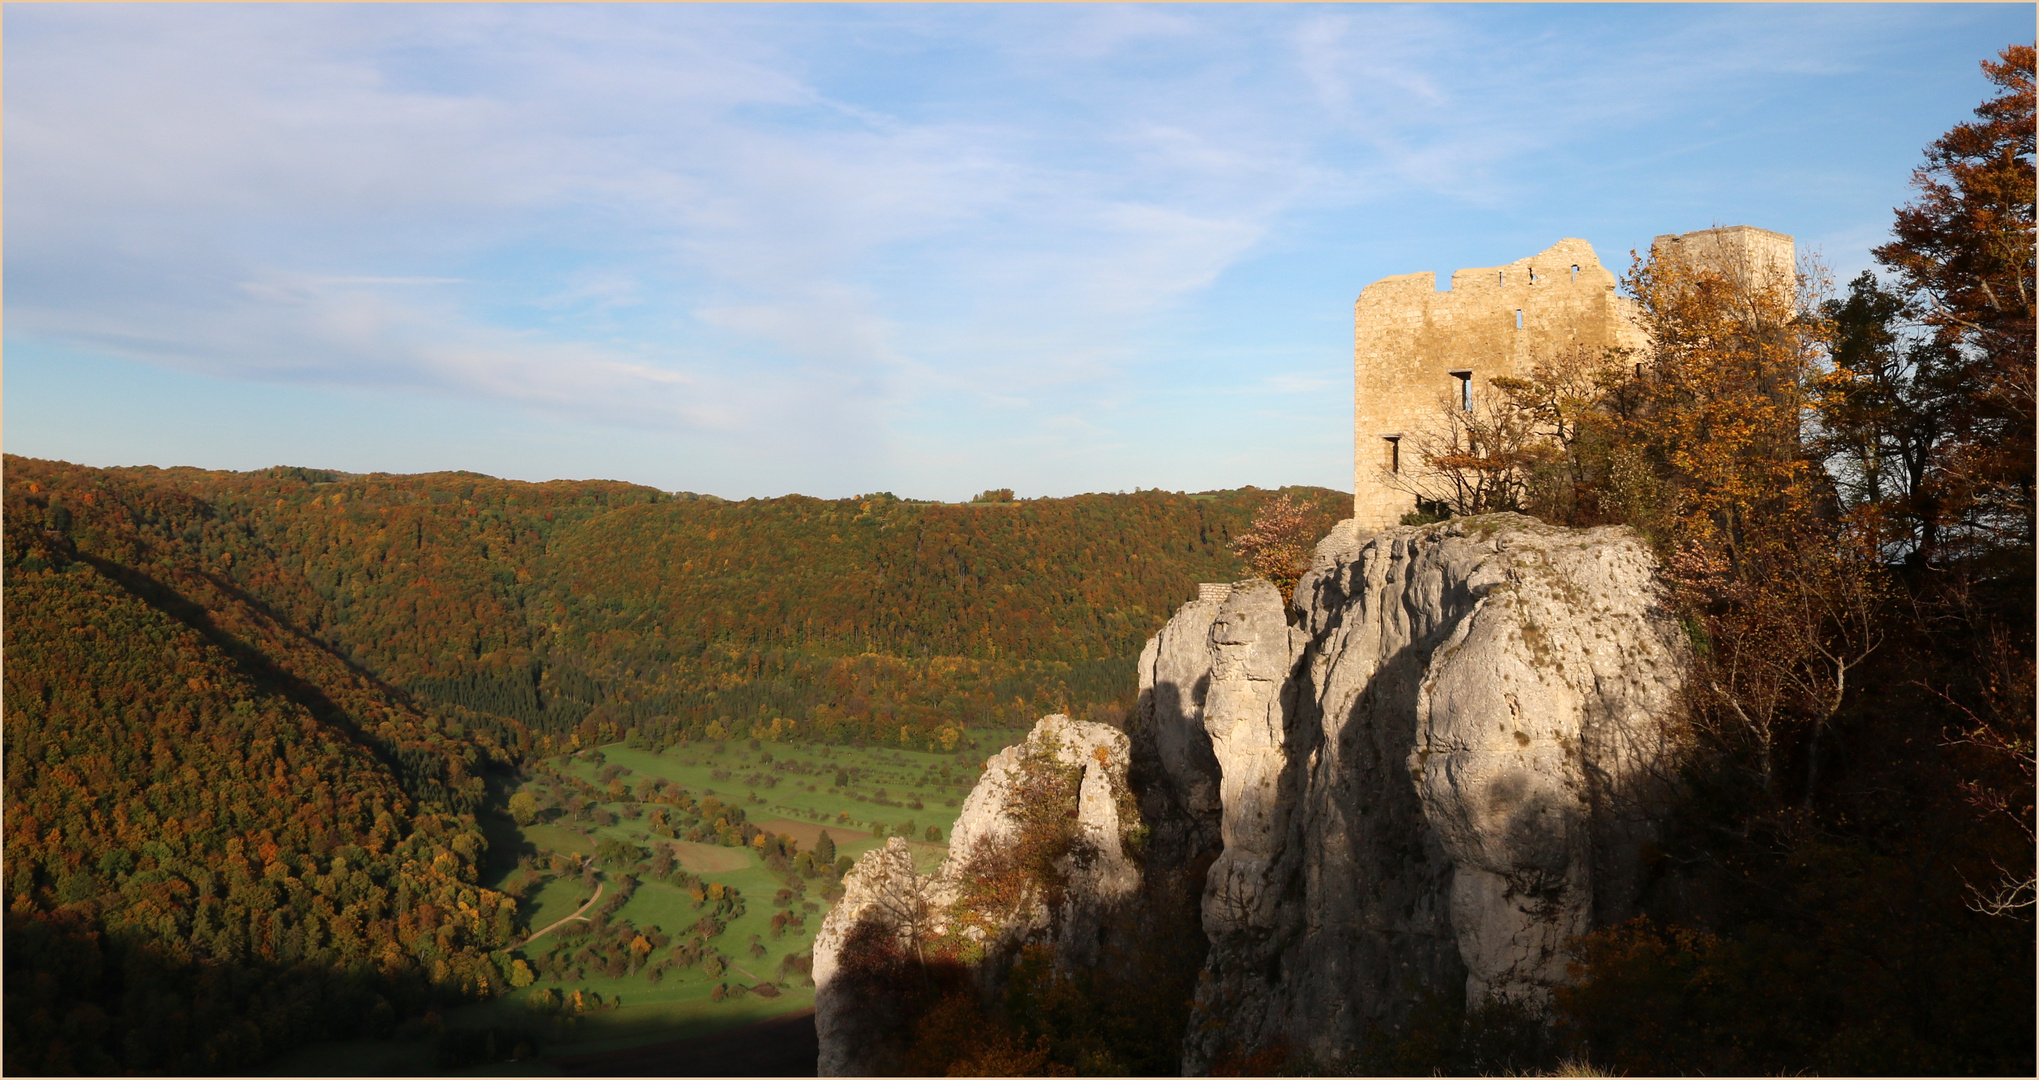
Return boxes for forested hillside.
[2,454,1339,1072]
[59,461,1329,749]
[4,463,525,1072]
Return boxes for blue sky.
[5,4,2029,500]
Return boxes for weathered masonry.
[1350,226,1794,531]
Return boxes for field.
[274,725,1031,1074]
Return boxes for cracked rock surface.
[812,515,1687,1075]
[812,715,1139,1076]
[1146,516,1689,1072]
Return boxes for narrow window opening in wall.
[1450,370,1473,411]
[1571,264,1580,282]
[1383,436,1401,473]
[1515,309,1524,329]
[1498,271,1505,286]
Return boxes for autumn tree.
[1814,271,1955,559]
[1859,43,2036,918]
[1549,51,2036,1076]
[1869,43,2035,568]
[1387,389,1541,522]
[1228,492,1333,603]
[1620,234,1829,554]
[1489,346,1636,525]
[1610,232,1902,802]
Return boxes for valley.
[272,728,1027,1073]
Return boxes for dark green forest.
[1,457,1336,1073]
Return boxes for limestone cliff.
[811,837,925,1077]
[812,715,1142,1077]
[1157,514,1689,1071]
[813,515,1687,1074]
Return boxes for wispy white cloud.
[5,2,2023,496]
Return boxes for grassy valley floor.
[270,726,1029,1074]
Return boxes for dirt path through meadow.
[519,880,603,947]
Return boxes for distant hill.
[1,452,1343,1071]
[31,457,1340,750]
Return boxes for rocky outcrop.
[948,714,1140,971]
[814,515,1687,1075]
[1197,577,1311,943]
[1130,591,1227,890]
[1147,515,1688,1071]
[810,838,926,1077]
[811,715,1141,1076]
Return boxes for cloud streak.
[5,3,2026,496]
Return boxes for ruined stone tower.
[1351,226,1794,532]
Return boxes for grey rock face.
[979,715,1140,971]
[810,837,926,1077]
[812,517,1685,1075]
[1131,593,1227,879]
[947,715,1137,908]
[1198,578,1307,942]
[1156,516,1687,1071]
[811,715,1140,1076]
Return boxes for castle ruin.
[1350,225,1795,531]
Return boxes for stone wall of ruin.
[1350,227,1793,533]
[1350,238,1643,532]
[1649,225,1796,300]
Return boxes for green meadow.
[276,725,1031,1074]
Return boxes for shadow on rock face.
[1178,517,1689,1072]
[818,517,1689,1076]
[813,715,1211,1077]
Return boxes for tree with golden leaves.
[1487,346,1636,525]
[1616,235,1896,803]
[1871,44,2035,567]
[1228,492,1330,603]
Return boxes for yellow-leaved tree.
[1616,236,1890,801]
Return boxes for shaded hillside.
[4,464,523,1073]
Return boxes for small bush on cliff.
[1229,492,1338,604]
[942,738,1086,944]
